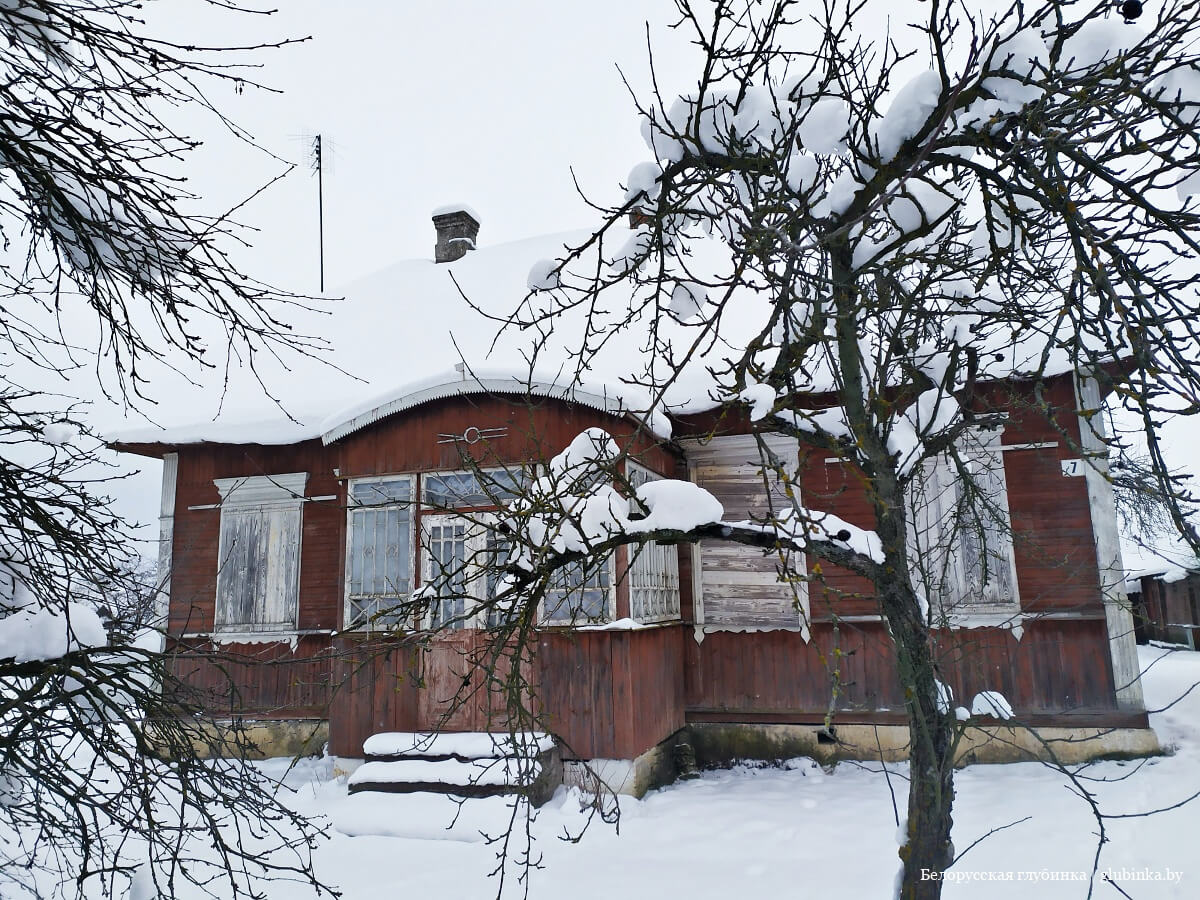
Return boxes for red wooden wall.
[684,618,1127,727]
[129,372,1142,763]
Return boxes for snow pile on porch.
[361,731,554,759]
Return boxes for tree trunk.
[895,609,956,898]
[828,244,957,898]
[879,545,956,900]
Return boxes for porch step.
[361,730,555,763]
[349,731,562,807]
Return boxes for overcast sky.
[167,1,699,294]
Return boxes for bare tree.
[0,2,334,898]
[408,2,1200,898]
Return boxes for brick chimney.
[432,206,480,263]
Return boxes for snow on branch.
[500,429,885,585]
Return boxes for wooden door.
[417,630,482,731]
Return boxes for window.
[419,514,513,630]
[541,558,613,624]
[681,434,807,629]
[213,473,306,633]
[626,462,681,623]
[423,468,524,509]
[907,429,1019,618]
[345,476,414,630]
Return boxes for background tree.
[0,2,333,897]
[412,1,1200,897]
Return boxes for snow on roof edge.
[319,368,671,444]
[107,415,324,451]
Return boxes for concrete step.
[350,731,562,806]
[362,730,554,762]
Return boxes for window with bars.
[419,514,515,630]
[906,429,1019,618]
[423,518,470,629]
[541,558,613,624]
[345,476,414,630]
[626,462,681,623]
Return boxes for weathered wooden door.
[416,515,493,730]
[417,630,481,730]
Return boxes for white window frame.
[538,553,616,626]
[344,475,416,631]
[625,461,682,624]
[419,512,514,630]
[907,428,1021,621]
[213,472,306,635]
[420,467,524,510]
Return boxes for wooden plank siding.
[685,617,1126,725]
[1134,574,1200,647]
[167,635,333,719]
[536,626,686,760]
[133,371,1142,764]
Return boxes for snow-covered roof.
[106,218,1101,455]
[1123,534,1200,589]
[107,229,710,451]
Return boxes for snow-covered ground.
[238,646,1199,899]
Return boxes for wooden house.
[111,209,1157,792]
[1128,567,1200,649]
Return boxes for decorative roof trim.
[320,377,633,445]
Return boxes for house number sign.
[1060,459,1084,477]
[437,425,508,445]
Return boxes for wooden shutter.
[213,473,306,633]
[908,433,1019,617]
[684,434,804,628]
[215,504,302,631]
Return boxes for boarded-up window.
[213,473,306,633]
[682,434,806,628]
[906,429,1019,617]
[626,462,681,623]
[346,476,414,630]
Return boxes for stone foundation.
[562,730,687,798]
[688,722,1161,767]
[175,718,329,760]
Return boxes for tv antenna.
[294,131,334,291]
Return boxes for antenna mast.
[313,134,325,292]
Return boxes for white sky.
[165,1,698,294]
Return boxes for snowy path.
[247,646,1200,899]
